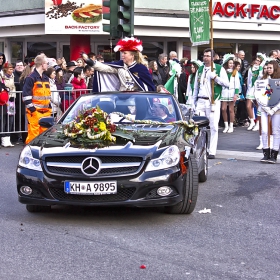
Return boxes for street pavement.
[1,129,279,279]
[216,126,266,162]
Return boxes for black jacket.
[240,59,249,77]
[13,70,22,91]
[151,71,163,87]
[156,61,170,85]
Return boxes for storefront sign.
[45,0,103,34]
[213,1,280,22]
[189,0,210,46]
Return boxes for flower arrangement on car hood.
[62,106,117,148]
[60,107,199,148]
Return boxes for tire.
[26,205,51,213]
[164,154,199,214]
[199,140,208,183]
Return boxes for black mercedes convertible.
[17,92,209,214]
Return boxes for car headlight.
[146,145,180,172]
[19,146,42,171]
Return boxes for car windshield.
[61,92,181,124]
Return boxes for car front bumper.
[17,166,185,208]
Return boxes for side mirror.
[39,117,55,128]
[192,116,209,128]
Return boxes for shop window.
[238,44,254,64]
[27,42,57,59]
[62,45,70,62]
[183,42,192,61]
[0,42,4,53]
[142,42,163,62]
[97,45,119,62]
[11,42,23,63]
[167,41,177,57]
[197,42,235,61]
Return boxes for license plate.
[64,181,117,195]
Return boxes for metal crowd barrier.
[0,89,92,136]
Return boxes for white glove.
[262,106,270,114]
[268,109,276,116]
[209,71,217,79]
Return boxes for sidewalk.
[216,126,263,162]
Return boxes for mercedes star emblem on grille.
[81,157,101,176]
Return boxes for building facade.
[0,0,279,63]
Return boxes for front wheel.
[164,154,199,214]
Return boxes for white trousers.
[261,112,280,151]
[196,99,221,156]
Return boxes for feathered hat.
[114,37,143,52]
[191,60,203,68]
[28,57,35,67]
[265,57,274,63]
[47,57,57,68]
[256,52,266,62]
[3,61,14,69]
[222,53,235,65]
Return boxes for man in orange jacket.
[23,54,52,144]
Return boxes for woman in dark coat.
[148,60,163,87]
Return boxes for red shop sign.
[213,2,280,20]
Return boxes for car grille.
[49,187,136,202]
[47,166,139,176]
[46,156,141,164]
[45,156,143,178]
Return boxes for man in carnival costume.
[82,37,155,92]
[192,48,229,159]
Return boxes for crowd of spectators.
[0,46,280,149]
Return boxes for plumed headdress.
[3,61,13,69]
[191,60,203,68]
[28,57,35,67]
[256,52,266,62]
[114,37,143,52]
[47,57,57,68]
[265,57,274,63]
[222,53,235,65]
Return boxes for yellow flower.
[99,122,106,131]
[75,123,82,129]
